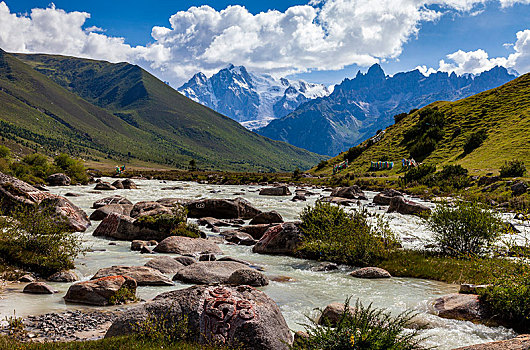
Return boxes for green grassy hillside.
[313,72,530,176]
[0,50,322,171]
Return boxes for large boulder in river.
[252,223,303,256]
[95,182,117,191]
[47,270,79,282]
[317,303,357,326]
[111,180,124,189]
[91,266,173,286]
[330,186,367,200]
[259,186,291,196]
[89,204,133,221]
[387,196,431,216]
[239,224,274,240]
[122,179,137,189]
[173,261,255,284]
[250,211,283,225]
[64,275,137,306]
[154,236,222,255]
[373,189,403,205]
[105,285,293,350]
[93,213,178,241]
[0,172,90,232]
[92,195,133,209]
[23,282,57,294]
[186,198,261,219]
[350,267,391,279]
[228,269,269,287]
[46,173,71,186]
[432,294,487,323]
[453,335,530,350]
[144,256,184,274]
[130,201,173,218]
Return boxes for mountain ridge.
[1,50,323,171]
[257,64,517,156]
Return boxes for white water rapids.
[0,178,524,349]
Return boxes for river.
[0,178,520,349]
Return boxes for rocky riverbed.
[0,178,527,349]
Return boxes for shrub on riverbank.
[292,298,424,350]
[0,204,83,276]
[500,159,527,178]
[427,200,505,257]
[298,202,398,266]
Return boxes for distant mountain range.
[256,64,517,155]
[0,49,323,171]
[312,70,530,175]
[178,64,330,130]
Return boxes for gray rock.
[511,181,528,196]
[92,195,132,209]
[95,182,117,191]
[350,267,391,279]
[47,270,79,282]
[89,204,133,221]
[93,213,175,241]
[373,189,403,205]
[317,303,356,326]
[18,274,35,282]
[225,232,257,246]
[111,180,125,189]
[91,266,173,286]
[228,269,269,287]
[0,172,90,232]
[239,224,274,240]
[432,293,486,323]
[330,186,367,200]
[249,211,284,225]
[23,282,57,294]
[154,236,222,255]
[130,201,173,218]
[46,173,71,186]
[387,196,431,215]
[259,186,291,196]
[64,275,137,306]
[253,223,303,256]
[131,240,149,251]
[319,196,357,206]
[175,256,197,266]
[173,261,252,284]
[105,285,293,349]
[199,253,217,261]
[144,256,184,274]
[312,262,339,272]
[186,198,261,219]
[122,179,137,189]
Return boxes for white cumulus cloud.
[0,0,529,85]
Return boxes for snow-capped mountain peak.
[178,65,330,129]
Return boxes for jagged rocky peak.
[178,65,330,129]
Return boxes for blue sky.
[2,0,530,86]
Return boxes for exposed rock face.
[330,186,367,200]
[92,195,132,209]
[512,181,528,196]
[93,213,175,241]
[47,270,79,282]
[250,211,284,225]
[453,335,530,350]
[173,261,253,284]
[91,266,173,286]
[259,186,291,196]
[432,294,486,323]
[387,196,431,215]
[23,282,57,294]
[64,275,137,306]
[317,303,356,326]
[89,204,133,221]
[154,236,223,255]
[95,182,117,191]
[144,256,184,274]
[373,189,403,205]
[0,172,90,232]
[186,198,261,219]
[227,269,269,287]
[350,267,391,279]
[46,173,71,186]
[252,223,303,255]
[106,285,293,349]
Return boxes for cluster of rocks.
[0,310,120,342]
[94,179,138,191]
